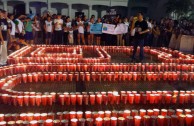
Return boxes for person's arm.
[0,27,4,44]
[139,22,149,35]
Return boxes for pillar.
[68,4,72,17]
[88,5,92,18]
[47,0,51,10]
[2,0,7,12]
[25,1,30,14]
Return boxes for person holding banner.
[95,18,102,45]
[87,18,94,45]
[131,12,149,62]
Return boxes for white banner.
[102,23,116,34]
[114,24,128,34]
[102,23,128,35]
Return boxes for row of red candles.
[2,63,194,73]
[8,45,194,64]
[0,112,193,126]
[0,64,194,76]
[0,72,193,84]
[0,109,194,121]
[0,91,193,106]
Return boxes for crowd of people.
[0,8,194,65]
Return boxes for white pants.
[0,41,7,65]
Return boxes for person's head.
[91,15,95,19]
[57,13,61,19]
[137,12,143,21]
[124,17,128,22]
[8,14,14,20]
[66,16,70,22]
[118,18,122,23]
[90,18,94,23]
[97,18,101,23]
[77,17,81,22]
[47,16,51,21]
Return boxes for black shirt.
[0,18,8,41]
[134,20,148,40]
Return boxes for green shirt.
[24,21,33,32]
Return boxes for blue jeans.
[132,39,144,61]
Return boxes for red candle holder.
[96,117,103,126]
[118,117,125,126]
[76,111,83,119]
[157,115,164,126]
[103,117,110,126]
[110,117,117,126]
[86,118,93,126]
[134,116,141,126]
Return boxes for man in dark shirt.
[131,12,149,62]
[0,9,9,66]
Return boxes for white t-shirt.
[77,21,84,34]
[9,20,16,35]
[33,20,41,31]
[15,19,23,33]
[45,20,53,32]
[54,19,63,31]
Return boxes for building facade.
[0,0,194,20]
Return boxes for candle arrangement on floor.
[0,45,193,126]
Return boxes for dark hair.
[138,12,144,16]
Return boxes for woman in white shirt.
[64,16,74,45]
[44,16,53,45]
[87,18,94,45]
[76,17,85,45]
[54,14,63,44]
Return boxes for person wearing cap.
[0,9,9,66]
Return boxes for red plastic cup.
[70,94,76,105]
[179,114,186,126]
[140,109,146,118]
[171,115,178,126]
[147,110,154,117]
[126,116,134,126]
[71,118,78,126]
[33,113,40,120]
[118,117,125,126]
[161,109,168,116]
[105,111,111,118]
[134,116,141,126]
[85,111,92,119]
[77,95,83,105]
[61,120,69,126]
[96,94,102,105]
[157,115,164,126]
[50,74,55,81]
[185,114,192,126]
[103,117,110,126]
[76,111,83,119]
[40,113,47,121]
[179,94,185,104]
[90,95,95,105]
[123,110,131,119]
[143,115,150,126]
[45,119,53,126]
[22,74,27,83]
[176,109,183,116]
[96,117,103,126]
[83,95,89,105]
[128,94,134,104]
[28,74,32,83]
[70,111,76,120]
[26,113,34,121]
[86,118,93,126]
[153,109,160,116]
[17,96,23,107]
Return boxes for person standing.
[131,12,149,62]
[95,18,102,45]
[54,14,63,44]
[77,17,85,45]
[0,10,9,66]
[44,16,53,45]
[24,17,33,45]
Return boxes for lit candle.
[103,117,110,126]
[96,117,103,126]
[134,116,141,126]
